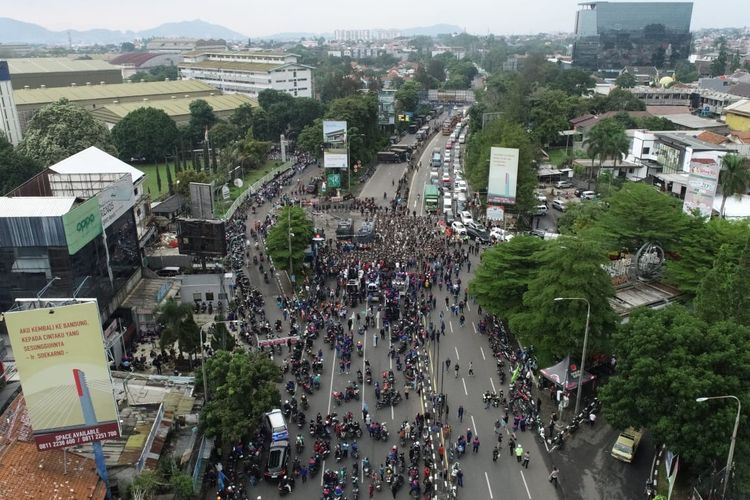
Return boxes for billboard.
[3,302,120,450]
[486,206,505,221]
[323,120,347,145]
[97,173,134,229]
[324,150,349,169]
[378,90,396,125]
[62,197,103,255]
[189,182,214,219]
[487,147,519,205]
[327,173,341,188]
[683,159,720,218]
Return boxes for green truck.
[423,184,439,213]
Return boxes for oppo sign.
[62,198,103,255]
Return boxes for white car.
[490,227,514,242]
[459,211,474,224]
[455,180,468,193]
[451,221,468,235]
[551,199,567,211]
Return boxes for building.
[179,50,314,98]
[6,57,122,89]
[146,37,227,53]
[0,61,22,145]
[13,79,218,132]
[573,2,693,70]
[109,52,183,79]
[724,99,750,132]
[178,273,235,309]
[334,29,401,42]
[90,93,258,129]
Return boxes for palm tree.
[719,154,750,218]
[157,298,194,355]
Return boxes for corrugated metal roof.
[49,146,145,182]
[180,60,281,72]
[13,79,216,105]
[109,52,161,66]
[0,196,76,217]
[725,99,750,116]
[91,93,258,121]
[7,57,119,74]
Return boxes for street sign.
[327,173,341,188]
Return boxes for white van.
[459,134,466,144]
[264,409,289,442]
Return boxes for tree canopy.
[17,99,116,166]
[111,107,178,162]
[0,135,41,195]
[265,206,314,275]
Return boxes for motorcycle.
[301,394,309,411]
[295,435,304,454]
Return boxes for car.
[581,190,597,200]
[459,211,474,224]
[611,428,643,463]
[467,225,490,243]
[551,199,567,211]
[533,204,548,216]
[555,180,573,189]
[442,174,452,187]
[264,439,290,481]
[535,193,547,205]
[489,227,514,242]
[445,142,453,150]
[305,179,318,194]
[451,221,468,235]
[454,180,468,193]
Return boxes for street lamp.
[553,297,591,417]
[696,395,741,498]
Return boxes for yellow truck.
[611,427,643,463]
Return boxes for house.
[109,52,182,79]
[724,99,750,132]
[622,66,659,86]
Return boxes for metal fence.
[221,161,294,220]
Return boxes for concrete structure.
[6,57,122,89]
[13,79,217,132]
[146,37,226,53]
[109,52,183,79]
[334,29,401,42]
[90,93,258,129]
[179,50,313,98]
[573,2,693,70]
[724,99,750,132]
[178,272,235,309]
[0,61,22,145]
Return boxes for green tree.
[228,102,255,136]
[528,89,584,146]
[175,169,212,198]
[694,240,750,326]
[111,107,178,163]
[156,299,194,353]
[674,61,699,83]
[470,236,546,318]
[228,131,272,175]
[599,305,750,474]
[395,81,422,113]
[265,206,313,274]
[711,37,728,76]
[582,118,629,185]
[730,51,743,72]
[0,135,42,194]
[718,154,750,218]
[510,237,617,364]
[208,321,236,352]
[197,350,281,442]
[557,199,607,236]
[208,122,239,150]
[17,99,116,166]
[188,99,218,145]
[165,162,174,194]
[593,88,646,112]
[155,163,163,193]
[615,72,637,88]
[297,119,324,158]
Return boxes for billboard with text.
[62,197,103,255]
[324,150,349,169]
[683,159,720,218]
[487,147,519,205]
[3,302,120,451]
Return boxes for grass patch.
[138,162,184,200]
[213,159,285,216]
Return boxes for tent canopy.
[540,355,596,391]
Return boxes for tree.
[0,135,42,194]
[718,154,750,218]
[111,107,178,163]
[599,305,750,474]
[265,206,313,274]
[730,51,743,73]
[155,163,163,193]
[528,89,584,146]
[208,122,240,150]
[427,59,446,82]
[711,37,728,76]
[592,88,646,112]
[198,350,281,443]
[228,103,255,136]
[395,81,421,113]
[470,236,546,318]
[165,162,174,194]
[674,61,699,83]
[297,119,324,158]
[156,299,194,354]
[228,131,272,175]
[17,99,116,166]
[557,198,607,236]
[615,72,637,89]
[582,118,629,185]
[188,99,218,145]
[694,240,750,326]
[175,169,212,198]
[510,237,617,364]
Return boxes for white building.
[179,50,313,98]
[0,61,23,145]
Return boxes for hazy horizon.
[3,0,749,38]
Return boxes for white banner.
[324,151,349,169]
[488,147,519,205]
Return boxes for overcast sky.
[4,0,748,36]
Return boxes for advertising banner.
[378,90,396,125]
[487,147,519,205]
[62,197,103,255]
[323,120,347,145]
[97,173,134,229]
[327,173,341,188]
[3,302,120,450]
[486,206,505,221]
[324,150,349,170]
[683,160,720,218]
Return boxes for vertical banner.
[487,147,519,205]
[683,159,720,217]
[3,302,120,450]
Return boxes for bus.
[423,184,439,213]
[442,120,452,135]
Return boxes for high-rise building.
[0,61,22,145]
[572,1,693,70]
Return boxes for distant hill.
[0,17,247,45]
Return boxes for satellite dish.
[233,178,244,188]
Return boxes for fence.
[221,161,294,220]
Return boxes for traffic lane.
[408,132,450,215]
[358,162,407,205]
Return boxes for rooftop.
[109,52,164,66]
[13,79,216,106]
[49,146,145,183]
[0,196,76,217]
[653,113,725,130]
[179,60,282,72]
[91,93,257,122]
[183,49,289,58]
[724,99,750,117]
[696,130,728,145]
[7,57,119,75]
[656,131,733,150]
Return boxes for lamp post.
[287,207,295,282]
[696,395,741,499]
[554,297,590,417]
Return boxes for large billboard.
[683,159,720,218]
[324,150,349,169]
[189,182,214,219]
[3,302,120,450]
[97,173,135,229]
[323,120,347,145]
[62,197,103,255]
[378,91,396,125]
[487,147,519,205]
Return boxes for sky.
[3,0,749,36]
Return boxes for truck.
[423,184,439,213]
[377,151,400,163]
[431,149,442,168]
[611,428,643,463]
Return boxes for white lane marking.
[480,346,486,361]
[490,377,496,393]
[472,322,477,334]
[462,378,468,396]
[466,302,471,312]
[391,404,395,421]
[470,414,477,435]
[327,345,338,415]
[376,310,380,330]
[361,326,367,411]
[485,471,494,499]
[520,470,532,499]
[449,321,454,333]
[454,346,460,361]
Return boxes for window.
[193,292,202,301]
[294,81,297,87]
[642,147,650,155]
[293,71,297,78]
[205,292,215,301]
[219,293,227,300]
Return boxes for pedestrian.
[522,451,530,468]
[508,436,515,456]
[466,428,472,443]
[468,361,473,377]
[369,481,376,498]
[549,467,559,488]
[454,364,459,378]
[438,444,445,461]
[456,468,463,487]
[404,384,410,400]
[515,443,524,462]
[472,436,480,453]
[300,464,308,482]
[373,332,378,347]
[589,412,597,427]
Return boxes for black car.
[466,226,490,243]
[264,440,290,482]
[305,179,318,194]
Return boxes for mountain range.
[0,17,463,45]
